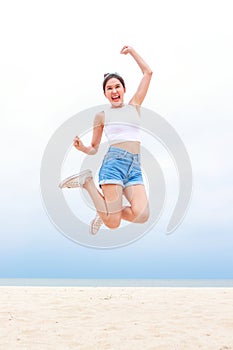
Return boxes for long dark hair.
[103,73,125,92]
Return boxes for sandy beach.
[0,286,233,350]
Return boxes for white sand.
[0,287,233,349]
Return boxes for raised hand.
[120,45,133,55]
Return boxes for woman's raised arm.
[120,45,153,106]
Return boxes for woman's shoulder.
[94,111,105,125]
[127,103,141,116]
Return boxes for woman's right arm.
[73,112,104,155]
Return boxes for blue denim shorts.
[98,146,144,188]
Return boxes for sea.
[0,279,233,287]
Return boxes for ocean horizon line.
[0,278,233,287]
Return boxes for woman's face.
[104,78,126,107]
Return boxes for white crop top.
[104,104,141,145]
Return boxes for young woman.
[59,45,153,234]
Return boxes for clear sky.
[0,0,232,278]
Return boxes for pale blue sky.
[0,0,232,278]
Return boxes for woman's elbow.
[91,144,99,155]
[146,69,153,76]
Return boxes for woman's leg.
[82,181,149,228]
[122,184,150,223]
[83,178,123,229]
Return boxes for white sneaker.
[90,213,103,235]
[59,169,92,189]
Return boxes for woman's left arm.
[121,45,153,106]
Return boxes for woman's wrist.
[86,145,97,155]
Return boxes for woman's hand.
[120,45,133,55]
[73,136,97,155]
[73,136,85,152]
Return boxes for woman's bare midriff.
[111,141,140,154]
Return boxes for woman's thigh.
[101,184,123,215]
[123,184,149,217]
[100,184,123,228]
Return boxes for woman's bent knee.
[134,207,150,223]
[104,214,121,229]
[138,211,150,223]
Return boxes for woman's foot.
[90,213,103,235]
[59,169,92,189]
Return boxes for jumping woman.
[59,45,153,235]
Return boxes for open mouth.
[112,95,120,101]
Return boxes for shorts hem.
[99,179,124,187]
[124,181,144,188]
[99,180,144,189]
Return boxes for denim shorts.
[98,146,144,188]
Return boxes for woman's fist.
[120,45,133,55]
